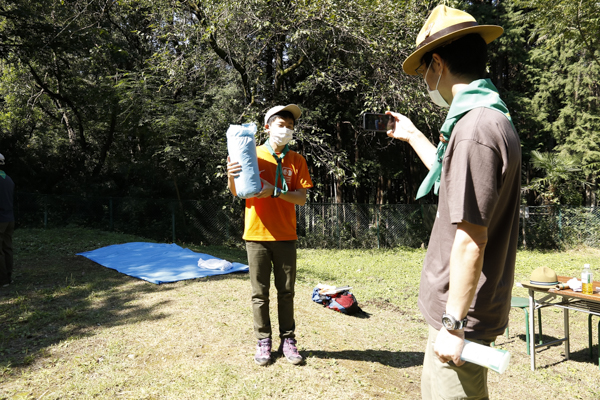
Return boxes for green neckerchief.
[0,171,5,179]
[415,78,514,200]
[264,140,289,195]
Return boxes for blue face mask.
[424,62,449,108]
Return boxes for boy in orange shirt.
[227,104,313,366]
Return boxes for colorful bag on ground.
[226,123,262,198]
[312,286,361,315]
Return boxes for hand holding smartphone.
[362,113,395,132]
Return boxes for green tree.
[138,0,443,204]
[512,0,600,205]
[514,0,600,69]
[0,0,157,194]
[527,150,586,205]
[5,0,598,210]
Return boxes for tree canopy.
[0,0,598,206]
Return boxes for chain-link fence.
[520,206,600,249]
[14,193,245,246]
[296,203,436,249]
[13,193,600,249]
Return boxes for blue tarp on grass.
[77,242,248,284]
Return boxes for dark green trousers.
[246,240,297,340]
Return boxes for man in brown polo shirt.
[386,5,521,399]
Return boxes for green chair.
[505,296,543,355]
[588,315,600,368]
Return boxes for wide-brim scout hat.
[522,266,560,289]
[264,104,302,125]
[402,5,504,75]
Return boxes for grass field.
[1,228,600,399]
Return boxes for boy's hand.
[256,178,274,198]
[385,111,419,143]
[227,156,242,178]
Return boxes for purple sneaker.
[254,338,272,366]
[278,338,303,365]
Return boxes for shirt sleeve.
[443,138,502,227]
[293,154,313,190]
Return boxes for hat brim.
[520,280,560,290]
[402,25,504,75]
[264,104,302,125]
[280,104,301,121]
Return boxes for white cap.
[0,153,5,165]
[264,104,301,125]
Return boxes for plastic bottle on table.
[582,263,593,295]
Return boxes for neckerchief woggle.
[265,140,289,195]
[415,78,514,200]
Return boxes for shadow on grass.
[0,255,176,369]
[187,243,248,265]
[513,333,600,368]
[533,347,600,369]
[0,228,250,371]
[306,349,424,368]
[350,309,372,319]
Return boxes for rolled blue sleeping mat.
[226,123,262,198]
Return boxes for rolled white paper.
[460,340,511,374]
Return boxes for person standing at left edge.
[227,105,313,366]
[0,153,15,288]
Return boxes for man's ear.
[431,53,444,74]
[433,54,446,73]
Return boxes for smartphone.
[362,113,395,132]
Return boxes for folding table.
[520,276,600,371]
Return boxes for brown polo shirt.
[418,107,521,340]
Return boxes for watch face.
[442,316,454,330]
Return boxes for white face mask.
[424,62,450,108]
[270,127,294,147]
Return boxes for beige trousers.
[421,325,492,400]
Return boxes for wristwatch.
[442,313,468,330]
[271,187,282,198]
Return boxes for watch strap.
[442,313,468,330]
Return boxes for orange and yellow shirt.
[242,145,313,241]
